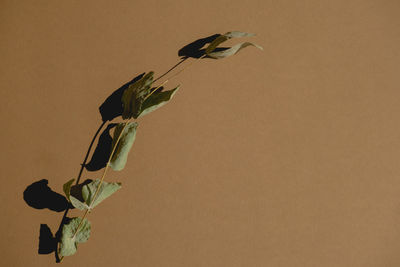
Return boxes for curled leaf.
[63,179,121,211]
[81,179,122,210]
[205,31,255,54]
[109,122,138,171]
[63,179,90,210]
[63,179,75,200]
[59,217,91,257]
[138,85,180,118]
[122,72,154,119]
[204,31,262,59]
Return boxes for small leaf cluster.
[58,31,262,259]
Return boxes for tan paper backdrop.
[1,0,400,266]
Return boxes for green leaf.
[138,85,180,118]
[122,72,154,119]
[81,179,121,209]
[63,179,75,201]
[205,31,255,54]
[59,217,91,257]
[204,31,262,59]
[70,197,89,210]
[63,179,121,211]
[207,42,263,59]
[63,179,90,211]
[109,122,138,171]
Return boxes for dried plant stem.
[153,58,187,83]
[167,54,206,80]
[146,54,206,100]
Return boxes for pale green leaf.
[205,31,256,54]
[62,179,89,210]
[63,179,75,201]
[81,179,121,210]
[70,196,89,211]
[138,85,180,118]
[59,217,91,257]
[109,122,138,171]
[122,72,154,119]
[207,42,263,59]
[204,31,262,59]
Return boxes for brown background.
[1,0,400,266]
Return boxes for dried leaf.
[99,73,145,122]
[63,179,74,200]
[63,179,121,211]
[138,85,180,118]
[109,122,138,171]
[63,179,90,210]
[121,72,154,119]
[81,179,121,210]
[205,31,255,54]
[204,31,262,59]
[59,217,91,257]
[70,196,89,210]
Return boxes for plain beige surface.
[1,0,400,266]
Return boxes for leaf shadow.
[23,179,70,212]
[23,179,72,259]
[36,179,92,260]
[178,33,221,59]
[99,73,145,122]
[38,224,57,254]
[85,123,116,171]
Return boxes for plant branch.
[59,54,207,262]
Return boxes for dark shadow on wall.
[99,73,145,122]
[178,33,221,59]
[85,123,116,171]
[23,179,70,212]
[38,224,57,254]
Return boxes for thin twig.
[153,58,187,83]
